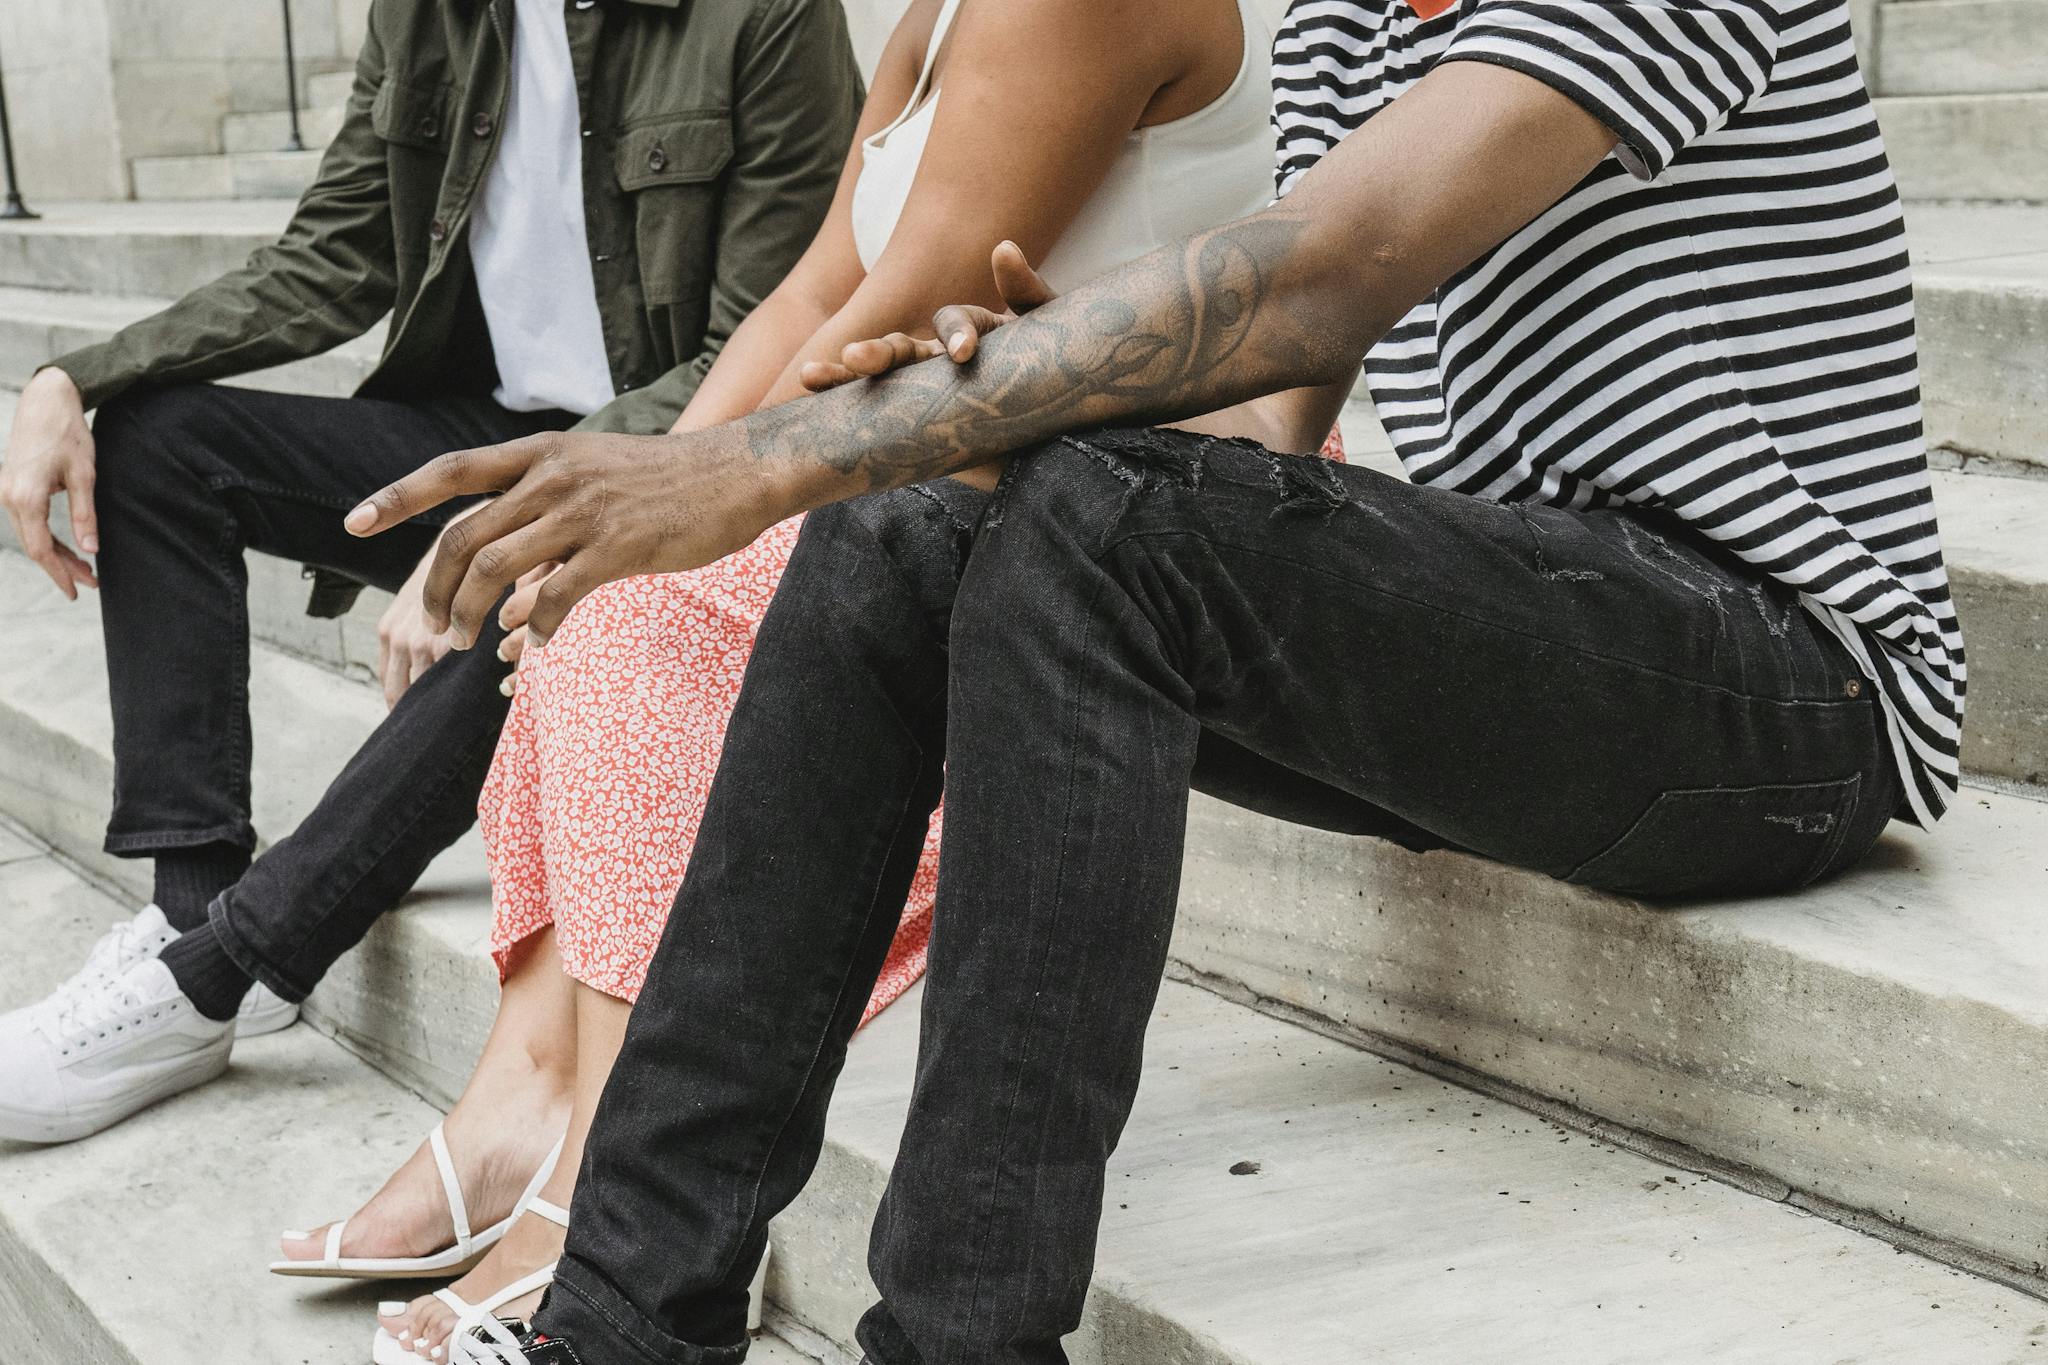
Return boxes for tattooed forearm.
[743,210,1360,498]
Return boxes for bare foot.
[277,1055,569,1266]
[377,1201,568,1360]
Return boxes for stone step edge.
[13,833,2030,1364]
[1167,957,2048,1306]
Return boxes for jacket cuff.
[40,342,141,413]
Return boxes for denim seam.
[728,742,931,1293]
[257,717,506,980]
[203,473,464,525]
[103,821,256,857]
[957,569,1120,1356]
[551,1266,745,1365]
[1096,527,1871,712]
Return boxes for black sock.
[158,922,256,1022]
[152,844,250,932]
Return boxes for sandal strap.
[429,1123,475,1251]
[482,1261,559,1312]
[524,1197,570,1228]
[323,1219,347,1264]
[449,1312,529,1365]
[444,1264,560,1363]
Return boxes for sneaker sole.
[237,998,300,1038]
[0,1045,231,1144]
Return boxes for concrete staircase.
[2,5,2047,1362]
[127,70,353,204]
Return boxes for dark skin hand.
[344,62,1617,649]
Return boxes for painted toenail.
[380,1301,407,1317]
[282,1229,312,1240]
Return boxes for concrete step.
[0,200,291,299]
[0,829,444,1365]
[1908,201,2048,477]
[1877,0,2048,96]
[221,104,348,156]
[0,545,2044,1300]
[0,826,2036,1364]
[1878,93,2048,202]
[0,284,381,403]
[0,831,814,1362]
[131,149,324,203]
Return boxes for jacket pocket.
[1566,776,1862,900]
[370,78,453,149]
[614,111,731,305]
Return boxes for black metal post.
[0,47,37,220]
[277,0,305,152]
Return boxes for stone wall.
[2,0,358,201]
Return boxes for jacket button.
[428,218,448,243]
[472,111,495,138]
[420,116,439,139]
[647,145,667,172]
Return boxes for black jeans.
[92,383,571,999]
[536,430,1898,1365]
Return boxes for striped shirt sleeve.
[1439,0,1787,180]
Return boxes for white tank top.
[850,0,1275,294]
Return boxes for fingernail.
[528,631,549,650]
[379,1302,407,1318]
[498,677,515,698]
[949,331,969,356]
[495,640,510,662]
[82,536,98,552]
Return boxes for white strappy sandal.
[367,1218,772,1364]
[370,1196,572,1365]
[270,1124,565,1279]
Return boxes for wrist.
[26,366,81,408]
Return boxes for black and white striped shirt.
[1273,0,1965,824]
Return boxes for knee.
[90,385,224,498]
[791,483,986,625]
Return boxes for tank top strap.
[870,0,964,147]
[911,0,964,106]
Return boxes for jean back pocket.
[1567,776,1862,900]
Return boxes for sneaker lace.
[53,918,156,1001]
[50,969,152,1043]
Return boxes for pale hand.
[799,241,1057,393]
[0,368,99,599]
[496,561,558,669]
[376,542,462,709]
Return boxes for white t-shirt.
[469,0,616,416]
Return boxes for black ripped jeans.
[536,430,1898,1365]
[91,383,571,999]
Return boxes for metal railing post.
[277,0,306,152]
[0,46,37,220]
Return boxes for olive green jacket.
[53,0,863,437]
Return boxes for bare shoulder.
[946,0,1236,90]
[876,0,948,80]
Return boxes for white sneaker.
[0,957,233,1144]
[1,904,299,1040]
